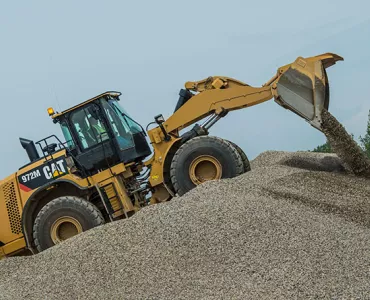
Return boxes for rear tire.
[170,136,244,196]
[33,196,105,252]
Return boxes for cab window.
[100,100,135,151]
[60,121,75,149]
[70,105,109,150]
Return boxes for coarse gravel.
[0,151,370,299]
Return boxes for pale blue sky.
[1,0,369,178]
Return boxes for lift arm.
[160,52,343,135]
[164,82,272,134]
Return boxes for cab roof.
[51,91,122,119]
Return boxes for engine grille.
[2,182,22,235]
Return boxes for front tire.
[226,140,251,173]
[170,136,244,196]
[33,196,105,252]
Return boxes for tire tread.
[170,136,244,196]
[33,196,104,252]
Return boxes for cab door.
[68,103,120,174]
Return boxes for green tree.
[359,110,370,158]
[312,134,357,153]
[312,140,333,153]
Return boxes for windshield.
[100,100,136,151]
[108,99,143,134]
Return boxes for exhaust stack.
[20,138,40,162]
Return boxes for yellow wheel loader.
[0,53,342,257]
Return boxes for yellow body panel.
[1,238,26,257]
[147,127,181,187]
[90,163,136,215]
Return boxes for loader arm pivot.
[161,52,343,135]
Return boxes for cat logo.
[151,175,159,181]
[43,160,67,180]
[18,157,69,192]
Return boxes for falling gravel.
[0,151,370,299]
[321,108,370,177]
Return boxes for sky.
[1,0,370,178]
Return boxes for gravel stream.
[321,109,370,177]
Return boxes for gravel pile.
[321,109,370,177]
[0,151,370,299]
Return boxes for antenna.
[49,55,62,112]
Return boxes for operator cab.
[50,91,151,176]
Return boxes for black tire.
[170,136,244,196]
[227,140,251,173]
[33,196,105,252]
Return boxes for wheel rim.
[50,217,83,244]
[189,155,222,185]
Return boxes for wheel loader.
[0,53,343,258]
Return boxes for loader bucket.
[273,53,343,130]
